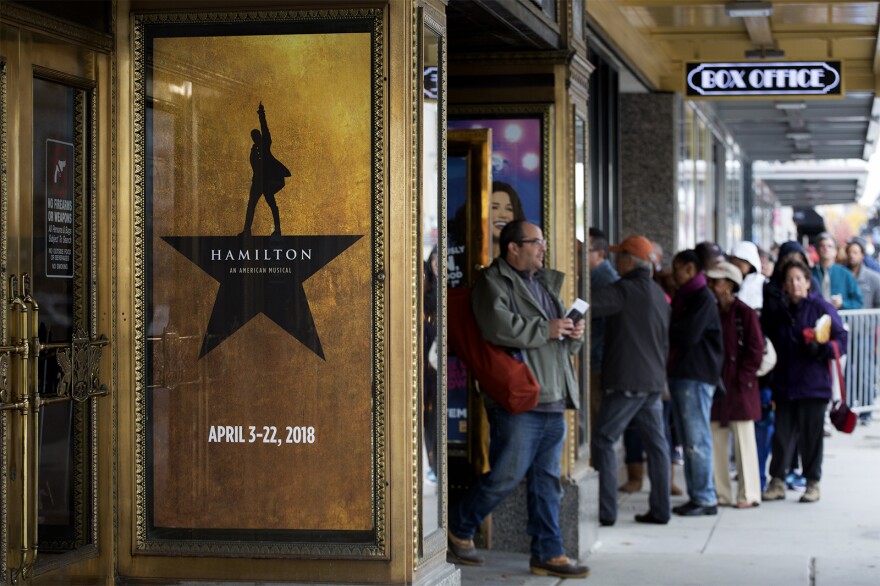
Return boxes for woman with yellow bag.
[761,261,847,504]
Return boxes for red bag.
[447,288,540,414]
[829,341,857,434]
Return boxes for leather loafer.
[677,503,717,517]
[529,556,590,579]
[634,512,669,524]
[447,532,484,566]
[672,501,696,514]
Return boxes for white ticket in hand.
[565,298,589,323]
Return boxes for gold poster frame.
[0,57,9,586]
[132,8,387,559]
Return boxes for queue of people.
[445,220,871,580]
[590,230,866,521]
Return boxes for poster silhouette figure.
[239,102,291,237]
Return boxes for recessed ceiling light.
[725,2,774,18]
[775,101,807,110]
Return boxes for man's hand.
[568,319,585,340]
[549,318,575,340]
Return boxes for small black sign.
[686,61,842,97]
[46,139,74,279]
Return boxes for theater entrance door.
[0,19,113,583]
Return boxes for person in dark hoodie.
[760,261,847,503]
[761,241,821,336]
[760,240,824,491]
[668,249,724,517]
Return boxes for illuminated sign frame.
[686,61,842,97]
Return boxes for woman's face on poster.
[491,190,515,239]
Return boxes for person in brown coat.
[706,262,765,508]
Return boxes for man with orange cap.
[590,235,672,526]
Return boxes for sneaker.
[762,477,786,501]
[529,556,590,579]
[799,481,820,503]
[447,532,484,566]
[785,471,807,491]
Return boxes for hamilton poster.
[137,12,384,555]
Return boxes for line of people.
[444,220,871,580]
[588,229,863,526]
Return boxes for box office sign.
[134,10,386,558]
[686,61,842,97]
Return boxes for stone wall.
[619,93,678,266]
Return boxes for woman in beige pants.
[706,262,765,507]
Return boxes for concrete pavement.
[458,419,880,585]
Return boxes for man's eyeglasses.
[517,238,546,247]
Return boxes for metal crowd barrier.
[839,308,880,414]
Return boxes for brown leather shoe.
[529,555,590,579]
[447,532,484,566]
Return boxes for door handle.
[5,274,111,581]
[0,278,29,412]
[4,274,38,583]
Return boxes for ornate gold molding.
[0,57,8,586]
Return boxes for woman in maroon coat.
[706,262,765,508]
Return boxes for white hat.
[706,261,743,291]
[729,241,761,275]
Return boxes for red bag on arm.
[828,340,857,434]
[447,288,540,414]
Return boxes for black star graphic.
[162,235,362,360]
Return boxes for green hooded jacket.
[470,257,582,409]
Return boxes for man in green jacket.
[447,220,588,580]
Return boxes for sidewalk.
[459,419,880,585]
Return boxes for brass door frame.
[0,13,113,583]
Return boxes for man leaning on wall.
[447,220,589,580]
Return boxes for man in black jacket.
[668,249,724,516]
[590,235,672,526]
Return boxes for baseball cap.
[706,261,743,291]
[610,235,654,263]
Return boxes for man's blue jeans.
[449,406,566,561]
[669,378,717,506]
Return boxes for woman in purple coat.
[706,262,765,508]
[761,261,847,504]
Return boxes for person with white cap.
[705,261,765,508]
[728,241,765,311]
